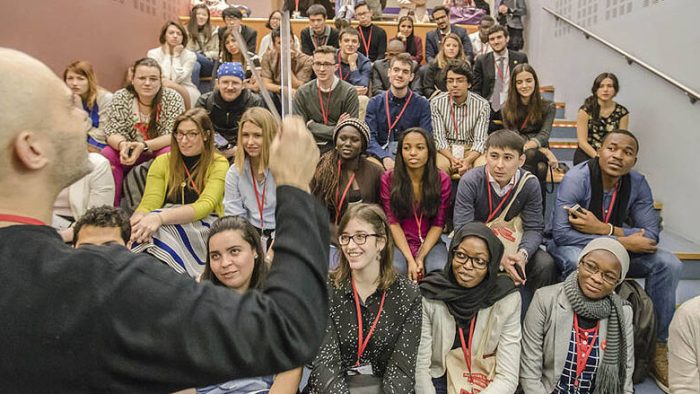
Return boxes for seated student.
[520,238,634,394]
[422,33,469,99]
[73,205,131,248]
[471,25,529,131]
[371,39,407,97]
[546,130,681,388]
[223,108,278,249]
[293,46,359,154]
[430,61,489,177]
[53,153,115,243]
[218,7,257,53]
[393,16,423,64]
[366,53,432,170]
[574,72,629,165]
[306,203,422,393]
[425,5,474,64]
[311,118,383,243]
[469,15,495,58]
[186,4,219,90]
[148,20,201,109]
[258,10,301,57]
[63,60,113,151]
[501,63,557,199]
[354,2,387,62]
[261,28,313,111]
[336,28,372,98]
[454,130,558,309]
[300,5,340,56]
[102,58,185,206]
[380,128,451,280]
[196,62,262,159]
[130,108,229,278]
[669,295,700,393]
[417,222,521,394]
[215,27,261,94]
[197,216,302,394]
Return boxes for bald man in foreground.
[0,48,328,392]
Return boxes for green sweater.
[293,78,359,146]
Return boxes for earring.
[254,254,259,259]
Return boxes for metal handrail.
[543,6,699,105]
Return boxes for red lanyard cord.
[352,278,387,366]
[183,164,202,195]
[335,160,356,225]
[337,52,348,81]
[384,90,414,146]
[520,114,530,131]
[358,25,373,57]
[413,207,424,244]
[603,182,619,224]
[485,170,515,223]
[249,160,267,232]
[448,96,465,142]
[495,59,509,82]
[0,214,46,226]
[458,317,477,381]
[573,314,600,387]
[317,84,333,125]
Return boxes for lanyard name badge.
[485,170,515,223]
[317,85,332,125]
[382,90,414,150]
[603,182,619,224]
[292,0,301,18]
[358,25,373,57]
[250,161,269,247]
[448,96,465,159]
[573,314,599,388]
[348,278,386,376]
[335,160,356,225]
[458,317,477,384]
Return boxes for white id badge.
[451,144,465,159]
[347,363,374,375]
[389,141,399,157]
[292,10,301,18]
[261,235,270,249]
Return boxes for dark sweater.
[357,24,387,62]
[195,89,263,146]
[454,167,544,258]
[0,187,329,393]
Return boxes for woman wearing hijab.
[416,222,521,394]
[520,237,635,394]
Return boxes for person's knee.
[527,249,560,287]
[424,242,448,273]
[548,244,580,278]
[653,249,683,278]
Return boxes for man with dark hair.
[546,130,681,389]
[469,15,496,58]
[354,2,387,62]
[454,129,558,311]
[365,52,431,170]
[73,206,131,248]
[219,7,257,52]
[195,62,263,159]
[425,5,474,64]
[261,29,313,110]
[430,60,490,177]
[472,24,528,131]
[336,28,372,97]
[370,39,420,96]
[294,45,359,153]
[300,4,340,56]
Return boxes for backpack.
[615,279,657,383]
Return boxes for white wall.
[526,0,700,243]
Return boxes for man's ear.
[13,131,49,170]
[518,153,526,167]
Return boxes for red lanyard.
[352,278,387,366]
[573,314,600,387]
[335,160,356,225]
[313,33,329,49]
[520,114,530,131]
[458,317,477,383]
[448,96,464,141]
[495,58,509,82]
[295,0,299,11]
[358,25,373,56]
[384,90,414,143]
[603,183,619,224]
[317,85,333,125]
[250,160,267,231]
[485,170,515,223]
[336,52,348,81]
[183,164,201,195]
[413,206,424,243]
[0,214,45,226]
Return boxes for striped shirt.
[430,91,490,152]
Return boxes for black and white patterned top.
[554,322,600,393]
[306,276,422,393]
[581,103,629,150]
[104,87,185,142]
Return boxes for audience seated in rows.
[393,16,423,65]
[469,14,495,58]
[417,222,521,393]
[370,39,419,97]
[258,10,301,57]
[218,7,257,53]
[354,2,387,62]
[380,128,451,279]
[306,204,422,392]
[426,6,474,64]
[64,60,113,151]
[430,61,489,176]
[223,108,278,250]
[186,4,219,90]
[574,72,629,165]
[130,108,228,278]
[195,62,263,159]
[148,21,201,109]
[366,53,432,170]
[336,28,372,98]
[72,205,131,248]
[546,130,681,388]
[497,0,528,51]
[102,58,184,206]
[293,45,359,153]
[300,5,340,57]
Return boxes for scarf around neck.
[587,157,631,227]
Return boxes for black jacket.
[196,88,263,146]
[471,50,529,103]
[300,26,340,56]
[0,186,330,393]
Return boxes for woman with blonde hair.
[223,107,279,249]
[63,60,113,151]
[422,33,468,98]
[130,107,229,278]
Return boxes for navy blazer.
[425,25,474,64]
[471,50,528,102]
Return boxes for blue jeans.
[194,52,215,91]
[393,241,448,275]
[547,240,682,341]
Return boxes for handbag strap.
[492,171,535,222]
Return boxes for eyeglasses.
[313,62,336,68]
[452,249,488,269]
[338,233,381,246]
[174,131,201,140]
[580,260,619,285]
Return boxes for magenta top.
[380,170,452,257]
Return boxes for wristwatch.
[141,142,149,152]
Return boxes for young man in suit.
[425,5,474,64]
[471,25,528,131]
[219,7,257,53]
[300,4,340,56]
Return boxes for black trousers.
[521,248,560,317]
[507,27,525,51]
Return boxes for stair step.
[555,102,566,118]
[551,120,577,139]
[540,85,555,101]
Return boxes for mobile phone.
[566,204,584,215]
[514,263,526,281]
